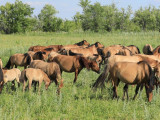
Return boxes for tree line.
[0,0,160,34]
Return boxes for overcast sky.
[1,0,160,20]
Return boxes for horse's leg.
[145,84,153,102]
[11,81,16,91]
[38,81,42,94]
[73,69,80,83]
[33,82,37,92]
[28,79,32,91]
[123,84,129,100]
[16,77,20,88]
[23,80,26,92]
[112,79,120,99]
[133,84,140,100]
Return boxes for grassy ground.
[0,32,160,120]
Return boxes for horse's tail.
[24,53,32,65]
[93,63,110,89]
[5,57,11,69]
[0,69,4,93]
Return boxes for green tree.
[0,0,34,33]
[133,6,156,31]
[38,4,58,32]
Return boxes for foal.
[20,68,51,92]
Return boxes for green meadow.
[0,32,160,120]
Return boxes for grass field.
[0,32,160,120]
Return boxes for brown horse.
[51,55,100,83]
[110,61,155,102]
[0,58,2,69]
[67,45,99,57]
[102,45,124,58]
[47,45,63,52]
[20,68,51,92]
[74,40,90,46]
[28,60,63,92]
[143,44,153,55]
[93,55,159,88]
[5,53,32,69]
[127,45,140,54]
[116,47,133,56]
[28,45,46,52]
[67,50,103,67]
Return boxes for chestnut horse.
[51,55,100,83]
[20,68,51,92]
[110,61,155,102]
[5,53,32,69]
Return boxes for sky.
[1,0,160,20]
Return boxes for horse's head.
[90,61,100,74]
[95,42,104,49]
[83,40,90,46]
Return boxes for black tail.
[5,57,11,69]
[93,63,110,89]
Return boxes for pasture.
[0,32,160,120]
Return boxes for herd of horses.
[0,40,160,102]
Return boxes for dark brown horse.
[5,53,32,69]
[51,55,100,83]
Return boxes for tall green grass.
[0,32,160,119]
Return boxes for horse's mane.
[44,48,54,51]
[128,45,140,54]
